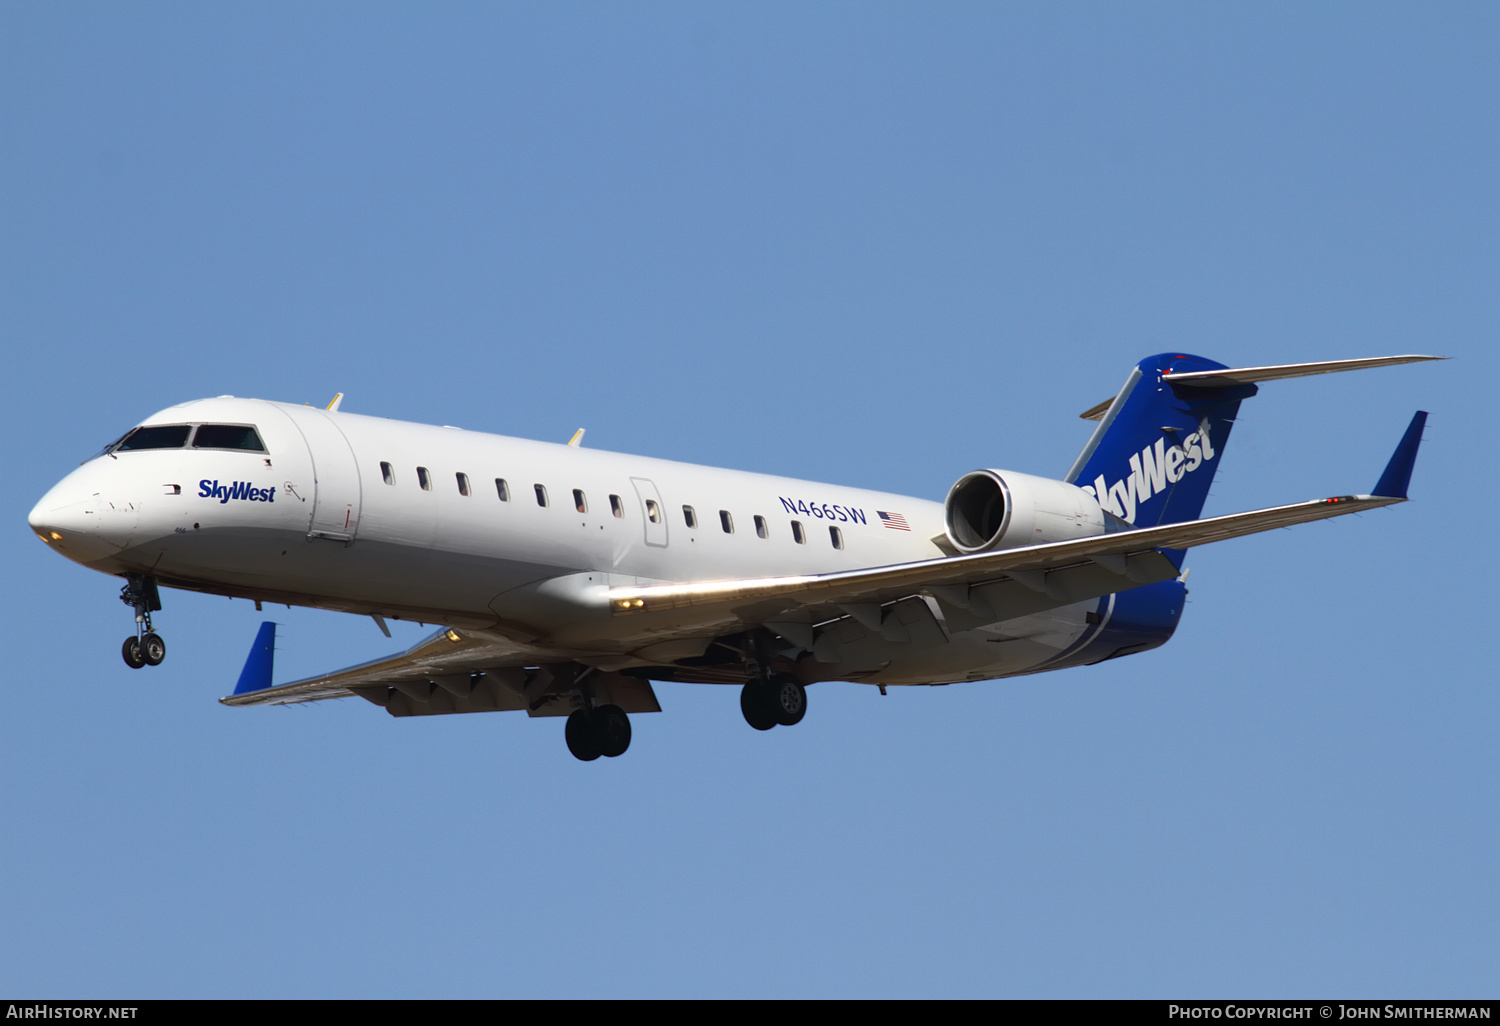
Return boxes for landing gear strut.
[119,574,165,669]
[565,704,632,761]
[740,673,807,731]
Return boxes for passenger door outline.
[630,477,668,548]
[293,408,363,544]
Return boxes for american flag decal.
[877,511,910,531]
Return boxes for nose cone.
[28,471,137,567]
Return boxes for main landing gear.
[119,574,165,669]
[565,704,632,762]
[740,673,807,731]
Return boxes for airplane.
[28,352,1438,761]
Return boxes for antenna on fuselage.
[326,393,345,412]
[567,428,585,447]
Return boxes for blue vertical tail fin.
[1066,353,1254,530]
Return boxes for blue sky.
[2,2,1495,998]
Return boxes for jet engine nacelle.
[943,469,1107,554]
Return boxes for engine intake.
[944,469,1106,554]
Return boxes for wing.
[606,410,1427,641]
[220,622,660,717]
[604,493,1402,639]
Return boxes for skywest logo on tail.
[1080,425,1216,523]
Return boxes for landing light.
[37,534,51,544]
[445,629,461,643]
[49,531,63,541]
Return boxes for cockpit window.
[192,424,266,451]
[116,425,192,451]
[86,430,131,461]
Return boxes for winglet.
[1373,411,1428,499]
[234,621,277,695]
[567,428,585,447]
[326,393,344,412]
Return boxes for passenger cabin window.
[535,484,548,507]
[754,515,768,539]
[380,462,395,486]
[683,505,697,528]
[609,494,624,518]
[192,424,266,451]
[720,510,734,534]
[457,473,471,496]
[646,500,661,524]
[116,425,191,451]
[573,489,587,513]
[495,478,510,501]
[829,525,844,550]
[417,467,432,491]
[791,520,806,544]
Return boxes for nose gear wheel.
[141,633,166,666]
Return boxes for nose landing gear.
[119,574,165,669]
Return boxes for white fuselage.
[29,397,1107,685]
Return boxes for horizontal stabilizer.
[1162,355,1444,389]
[1373,411,1428,499]
[1080,354,1443,419]
[1078,397,1114,422]
[234,621,277,695]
